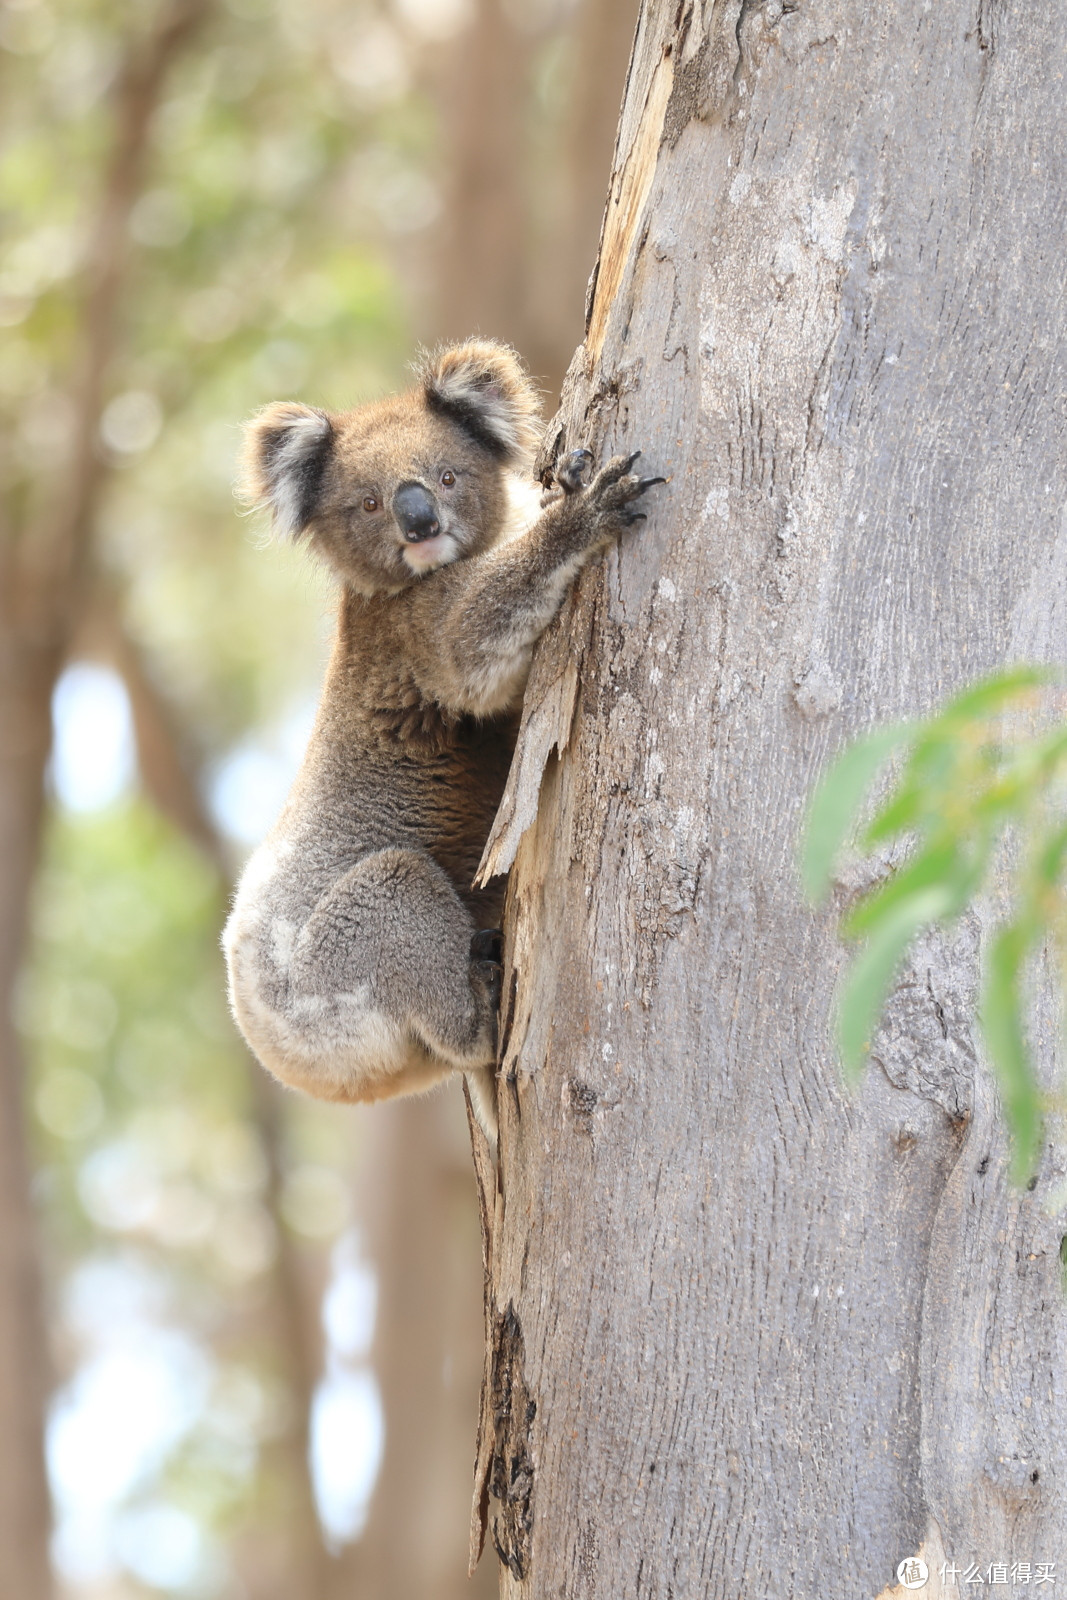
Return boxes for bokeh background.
[0,1,638,1595]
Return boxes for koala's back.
[267,587,516,920]
[225,584,514,1106]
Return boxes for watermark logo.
[895,1558,1057,1588]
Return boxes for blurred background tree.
[0,0,638,1595]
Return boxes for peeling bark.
[474,2,1067,1593]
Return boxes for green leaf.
[801,724,913,902]
[933,666,1052,726]
[1034,820,1067,891]
[981,924,1042,1181]
[837,885,957,1081]
[843,839,960,940]
[864,738,963,843]
[975,727,1067,824]
[844,832,993,940]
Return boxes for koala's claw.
[473,958,503,1011]
[555,447,594,494]
[470,927,504,964]
[596,450,643,487]
[587,452,665,528]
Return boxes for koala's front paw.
[588,450,666,529]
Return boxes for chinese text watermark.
[896,1559,1056,1589]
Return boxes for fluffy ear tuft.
[417,340,542,464]
[239,402,333,539]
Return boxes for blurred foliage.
[21,805,379,1598]
[0,0,442,1592]
[803,669,1067,1182]
[1,0,620,1590]
[0,0,430,759]
[20,803,289,1589]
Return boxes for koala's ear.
[418,340,541,464]
[239,402,333,538]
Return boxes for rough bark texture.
[473,2,1067,1594]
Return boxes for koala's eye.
[440,469,456,487]
[362,495,379,513]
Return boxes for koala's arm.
[419,451,663,717]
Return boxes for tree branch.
[18,0,211,629]
[79,586,227,873]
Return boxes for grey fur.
[224,341,662,1138]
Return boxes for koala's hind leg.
[286,846,499,1086]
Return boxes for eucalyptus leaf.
[1034,820,1067,890]
[801,724,913,902]
[837,885,956,1081]
[864,736,963,842]
[803,666,1067,1187]
[930,666,1052,726]
[982,924,1042,1181]
[842,839,961,940]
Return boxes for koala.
[223,340,662,1139]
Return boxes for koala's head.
[240,340,542,594]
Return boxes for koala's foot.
[555,447,594,494]
[588,451,667,528]
[470,927,504,964]
[472,957,502,1013]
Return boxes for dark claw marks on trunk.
[471,927,504,963]
[555,447,595,494]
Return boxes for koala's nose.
[393,483,440,543]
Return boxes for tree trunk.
[427,0,531,361]
[0,654,53,1600]
[472,2,1067,1593]
[86,607,346,1600]
[525,0,643,393]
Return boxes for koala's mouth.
[400,531,459,574]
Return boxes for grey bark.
[471,2,1067,1595]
